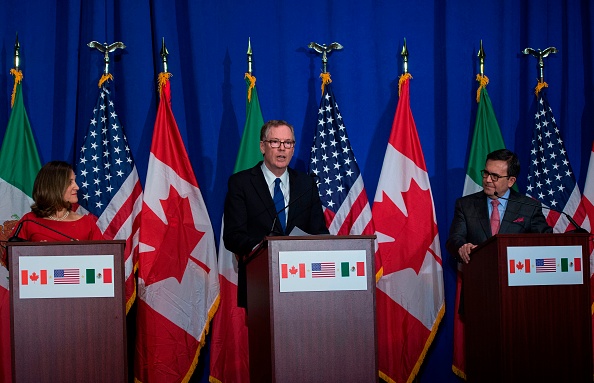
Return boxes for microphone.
[493,191,588,234]
[268,173,322,237]
[9,219,79,242]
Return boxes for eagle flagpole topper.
[88,41,126,76]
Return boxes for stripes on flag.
[309,78,374,239]
[311,262,336,278]
[526,87,590,234]
[53,268,80,284]
[75,78,143,313]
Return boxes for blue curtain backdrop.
[1,1,593,382]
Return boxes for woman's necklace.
[49,210,70,221]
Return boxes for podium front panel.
[8,241,127,383]
[463,233,592,383]
[246,235,377,383]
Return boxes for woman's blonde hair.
[31,161,74,217]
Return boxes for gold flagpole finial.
[14,33,20,71]
[308,41,343,74]
[401,38,409,75]
[88,40,126,75]
[478,40,486,76]
[247,37,253,75]
[160,37,169,74]
[522,46,557,84]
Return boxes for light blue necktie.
[273,178,286,233]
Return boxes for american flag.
[536,258,557,273]
[526,88,589,233]
[309,81,374,236]
[53,268,80,284]
[311,262,335,278]
[75,78,143,312]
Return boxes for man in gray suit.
[446,149,552,263]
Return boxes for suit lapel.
[250,165,277,217]
[475,193,492,237]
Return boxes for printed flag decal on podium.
[135,73,219,383]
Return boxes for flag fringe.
[245,73,256,102]
[125,281,136,314]
[398,73,413,96]
[375,266,383,283]
[180,294,221,383]
[534,80,548,96]
[475,74,489,103]
[9,68,23,108]
[158,72,173,96]
[379,303,446,383]
[320,72,332,95]
[452,364,467,380]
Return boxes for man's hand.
[458,243,477,264]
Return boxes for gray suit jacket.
[446,189,552,259]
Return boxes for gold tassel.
[98,73,114,88]
[245,73,256,102]
[534,80,548,96]
[398,73,413,96]
[158,72,172,96]
[10,68,23,108]
[320,72,332,95]
[475,74,489,103]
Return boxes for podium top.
[264,234,376,242]
[6,239,126,247]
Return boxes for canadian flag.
[134,74,219,382]
[373,74,444,383]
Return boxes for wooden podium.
[7,241,127,383]
[245,235,377,382]
[463,233,592,382]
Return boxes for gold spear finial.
[478,40,485,76]
[160,37,169,73]
[401,38,409,74]
[247,37,253,75]
[14,33,20,71]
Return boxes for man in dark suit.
[223,120,329,306]
[446,149,552,263]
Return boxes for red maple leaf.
[140,186,205,285]
[30,272,39,282]
[374,179,439,275]
[289,265,298,276]
[517,262,524,271]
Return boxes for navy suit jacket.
[223,162,329,256]
[223,162,328,307]
[446,189,552,259]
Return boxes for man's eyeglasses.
[263,139,295,149]
[480,170,511,182]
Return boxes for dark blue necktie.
[273,178,286,233]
